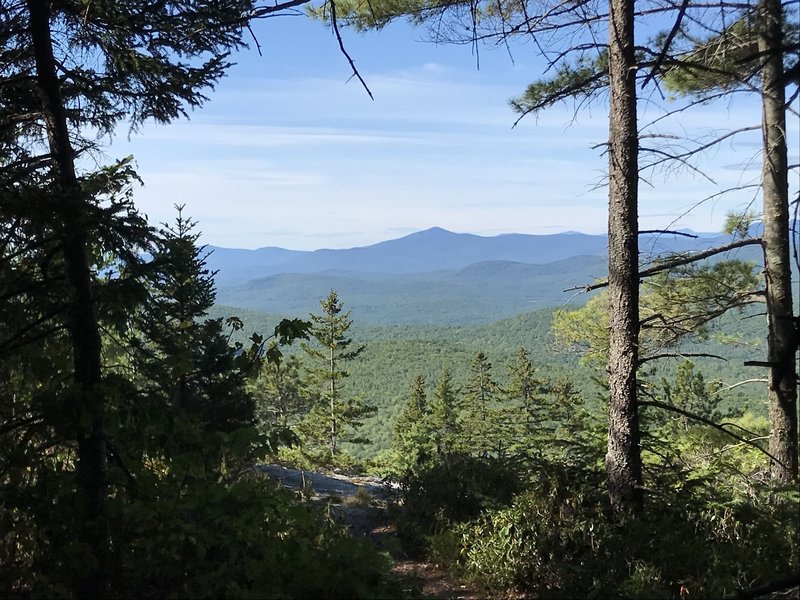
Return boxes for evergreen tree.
[1,2,251,590]
[428,367,460,456]
[129,207,256,478]
[505,348,548,450]
[391,374,432,471]
[461,352,503,456]
[660,0,798,481]
[300,290,374,461]
[250,347,308,433]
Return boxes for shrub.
[396,452,521,552]
[444,459,799,599]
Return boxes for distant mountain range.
[209,227,763,325]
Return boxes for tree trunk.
[758,0,798,482]
[27,0,109,594]
[605,0,643,513]
[330,340,337,456]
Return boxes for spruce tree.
[391,374,432,471]
[300,291,373,461]
[129,206,255,478]
[428,367,460,456]
[505,348,547,451]
[461,352,502,456]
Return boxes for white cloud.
[105,30,798,251]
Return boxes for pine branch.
[638,399,786,467]
[639,229,698,238]
[638,352,727,365]
[329,0,374,100]
[564,237,763,292]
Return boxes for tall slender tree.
[391,374,432,471]
[658,0,798,481]
[461,352,502,455]
[428,367,460,456]
[301,290,373,460]
[2,1,254,592]
[757,0,797,482]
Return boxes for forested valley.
[1,0,797,598]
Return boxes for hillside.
[209,227,767,325]
[215,256,608,324]
[207,226,775,456]
[207,227,755,285]
[210,304,769,459]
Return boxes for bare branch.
[639,229,698,238]
[329,0,374,100]
[639,352,727,365]
[641,0,689,88]
[249,0,313,18]
[565,238,763,292]
[639,399,786,466]
[724,575,800,600]
[711,378,768,394]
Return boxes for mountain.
[207,227,747,285]
[217,255,604,325]
[210,227,767,325]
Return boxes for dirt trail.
[260,465,485,599]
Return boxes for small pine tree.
[391,374,432,471]
[504,347,548,453]
[300,290,374,462]
[428,367,460,456]
[662,360,722,425]
[249,345,308,433]
[461,352,503,456]
[129,206,255,478]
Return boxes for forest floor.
[260,465,486,599]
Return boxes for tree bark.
[758,0,798,482]
[605,0,643,513]
[27,0,109,594]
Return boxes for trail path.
[259,465,485,599]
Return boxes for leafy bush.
[109,474,392,599]
[396,452,521,551]
[438,458,799,599]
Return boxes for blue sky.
[108,14,799,250]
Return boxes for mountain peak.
[416,226,456,236]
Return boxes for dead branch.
[724,575,800,600]
[639,229,698,238]
[711,378,768,394]
[639,352,727,365]
[638,399,786,466]
[564,237,763,293]
[329,0,374,100]
[641,0,689,88]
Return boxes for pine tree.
[129,206,256,478]
[461,352,502,456]
[428,367,460,456]
[505,348,548,451]
[250,348,308,433]
[391,374,432,471]
[300,291,374,461]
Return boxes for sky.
[106,12,800,251]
